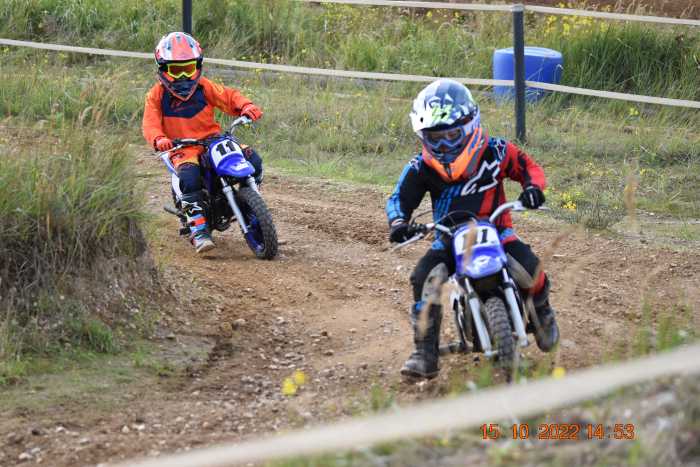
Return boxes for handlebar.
[391,201,526,251]
[228,115,252,132]
[154,116,253,158]
[488,200,524,223]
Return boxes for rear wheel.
[483,297,515,375]
[236,186,278,260]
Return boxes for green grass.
[1,0,698,99]
[2,48,698,224]
[0,51,149,365]
[631,301,696,356]
[530,12,700,100]
[0,341,183,412]
[0,125,145,359]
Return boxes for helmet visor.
[166,60,198,79]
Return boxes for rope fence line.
[298,0,700,27]
[298,0,514,12]
[524,81,700,109]
[115,344,700,467]
[526,5,700,26]
[2,38,699,109]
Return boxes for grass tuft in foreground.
[0,120,148,374]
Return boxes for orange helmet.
[410,79,488,182]
[154,32,204,101]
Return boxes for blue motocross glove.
[389,220,411,243]
[519,186,545,209]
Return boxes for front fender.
[216,153,255,178]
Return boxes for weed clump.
[0,126,147,369]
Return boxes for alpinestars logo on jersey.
[459,157,500,196]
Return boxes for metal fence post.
[183,0,193,34]
[512,4,526,143]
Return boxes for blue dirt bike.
[157,116,278,259]
[394,201,537,375]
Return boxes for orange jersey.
[142,76,252,147]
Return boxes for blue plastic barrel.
[493,47,563,102]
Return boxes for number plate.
[453,225,500,253]
[209,137,242,166]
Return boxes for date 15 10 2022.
[481,423,636,441]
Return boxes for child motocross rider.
[387,79,560,379]
[143,32,264,253]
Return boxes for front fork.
[501,269,529,348]
[457,269,529,358]
[220,177,249,235]
[461,279,497,358]
[246,176,260,194]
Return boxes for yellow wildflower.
[293,370,307,386]
[282,377,298,396]
[552,367,566,379]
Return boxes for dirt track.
[1,153,699,466]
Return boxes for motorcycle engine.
[211,194,233,231]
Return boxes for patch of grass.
[0,127,145,362]
[131,346,176,378]
[645,222,700,243]
[344,382,397,416]
[268,453,359,467]
[475,360,496,388]
[368,383,395,412]
[67,315,118,354]
[548,181,627,230]
[0,54,151,367]
[631,301,695,357]
[0,125,143,282]
[0,341,181,412]
[0,359,30,386]
[276,375,700,467]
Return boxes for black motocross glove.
[519,186,545,209]
[389,220,411,243]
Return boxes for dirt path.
[1,154,699,466]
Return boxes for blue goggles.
[423,125,466,154]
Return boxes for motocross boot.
[401,302,442,379]
[531,277,559,352]
[181,192,215,254]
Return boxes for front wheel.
[483,297,515,375]
[236,186,278,260]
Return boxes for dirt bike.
[393,201,535,376]
[157,116,278,260]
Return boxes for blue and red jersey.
[386,137,546,248]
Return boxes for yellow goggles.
[165,60,198,79]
